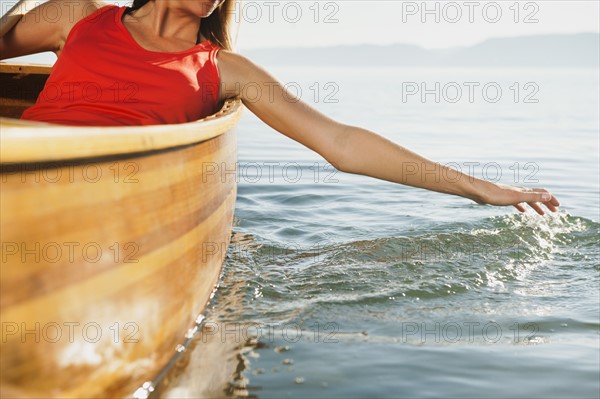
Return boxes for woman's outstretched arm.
[217,51,560,215]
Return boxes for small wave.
[221,211,598,310]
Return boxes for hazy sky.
[2,0,599,63]
[232,0,600,50]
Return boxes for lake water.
[161,66,599,398]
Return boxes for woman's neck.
[128,1,203,47]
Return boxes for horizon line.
[238,31,600,52]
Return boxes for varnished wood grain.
[0,64,242,398]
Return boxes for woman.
[0,0,560,214]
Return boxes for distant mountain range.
[241,33,599,67]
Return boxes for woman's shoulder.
[216,50,257,78]
[216,50,277,101]
[216,50,271,84]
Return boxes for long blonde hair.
[128,0,239,51]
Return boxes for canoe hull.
[0,64,241,397]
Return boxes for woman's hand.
[475,182,560,215]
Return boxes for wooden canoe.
[0,63,243,398]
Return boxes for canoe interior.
[0,63,49,118]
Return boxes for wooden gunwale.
[0,63,243,163]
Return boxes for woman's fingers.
[531,189,561,213]
[518,189,560,213]
[513,203,527,213]
[524,187,562,215]
[543,201,559,213]
[481,183,560,215]
[549,195,561,207]
[527,201,546,215]
[501,186,560,215]
[529,188,552,202]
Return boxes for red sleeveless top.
[21,5,221,126]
